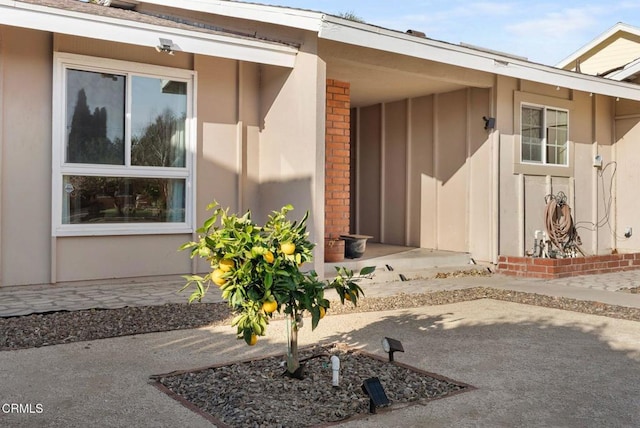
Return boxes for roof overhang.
[604,57,640,81]
[5,0,640,102]
[142,2,640,102]
[134,0,325,31]
[319,17,640,102]
[0,0,298,68]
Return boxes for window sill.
[54,224,193,237]
[513,162,573,177]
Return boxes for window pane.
[66,69,125,164]
[131,77,187,167]
[62,176,186,224]
[546,109,568,165]
[546,145,556,164]
[522,106,543,162]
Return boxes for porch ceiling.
[327,57,467,107]
[320,39,493,108]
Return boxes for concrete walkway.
[2,270,640,427]
[2,268,640,317]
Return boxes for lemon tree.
[180,202,374,376]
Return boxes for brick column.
[325,79,351,239]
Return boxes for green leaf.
[178,241,196,251]
[359,266,376,276]
[231,314,245,326]
[203,216,216,231]
[265,272,273,288]
[310,306,320,330]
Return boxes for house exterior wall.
[383,100,407,245]
[409,95,434,249]
[355,87,493,261]
[356,104,381,241]
[614,97,640,253]
[255,43,326,272]
[495,77,629,259]
[564,36,640,75]
[0,26,53,286]
[0,25,326,285]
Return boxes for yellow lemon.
[262,300,278,314]
[248,334,258,346]
[211,268,227,286]
[319,307,326,319]
[280,242,295,255]
[219,259,234,272]
[263,251,275,264]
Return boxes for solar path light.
[381,337,404,362]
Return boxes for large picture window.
[521,105,568,165]
[53,54,194,236]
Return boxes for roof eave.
[319,17,640,102]
[0,0,297,68]
[135,0,324,32]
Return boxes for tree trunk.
[286,313,300,377]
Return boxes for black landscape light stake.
[381,337,404,362]
[361,377,390,414]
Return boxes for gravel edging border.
[2,286,640,351]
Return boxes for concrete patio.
[1,268,640,427]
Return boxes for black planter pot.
[340,234,373,259]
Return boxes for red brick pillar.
[325,79,351,240]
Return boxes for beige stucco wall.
[0,24,326,285]
[495,76,629,258]
[356,105,381,240]
[257,41,327,272]
[355,87,493,261]
[0,26,53,286]
[614,97,640,252]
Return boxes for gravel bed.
[3,286,640,352]
[155,343,468,428]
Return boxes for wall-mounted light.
[156,38,177,55]
[381,337,404,362]
[361,377,390,414]
[483,116,496,130]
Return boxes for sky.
[243,0,640,66]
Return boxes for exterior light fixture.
[156,38,176,55]
[361,377,390,414]
[483,116,495,130]
[381,337,404,362]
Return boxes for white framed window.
[52,53,196,236]
[521,104,569,166]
